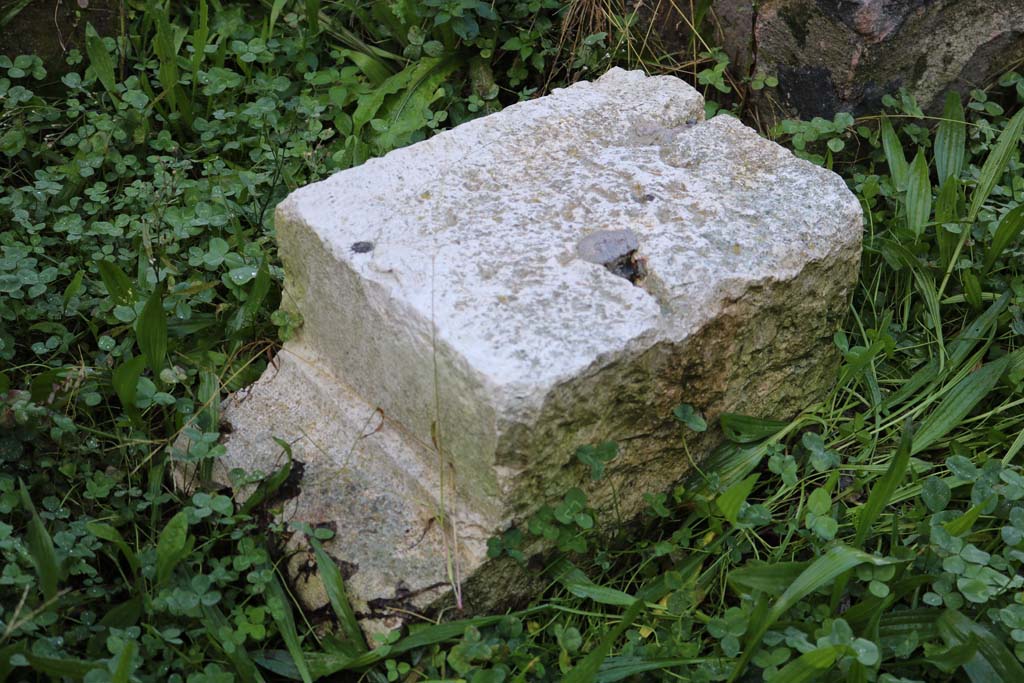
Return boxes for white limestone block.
[208,68,863,628]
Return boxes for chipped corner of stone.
[272,191,303,230]
[561,67,707,126]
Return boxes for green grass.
[2,2,1024,681]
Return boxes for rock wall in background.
[705,0,1024,118]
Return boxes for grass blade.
[968,107,1024,222]
[266,572,313,683]
[636,535,727,604]
[352,63,418,133]
[257,607,544,678]
[935,175,961,267]
[906,151,932,238]
[153,5,181,117]
[196,367,220,432]
[19,481,61,601]
[196,366,222,482]
[137,284,168,375]
[155,510,190,585]
[982,205,1024,274]
[375,56,457,151]
[304,0,320,35]
[766,546,892,620]
[96,260,136,306]
[855,419,913,544]
[0,0,32,29]
[843,575,934,628]
[946,293,1009,364]
[552,558,637,608]
[688,418,806,501]
[336,47,391,85]
[882,293,1008,410]
[1005,426,1024,464]
[728,544,894,682]
[85,22,119,100]
[202,601,266,682]
[564,583,636,607]
[62,269,84,314]
[913,355,1011,454]
[881,117,908,189]
[962,269,983,309]
[935,91,966,181]
[937,608,1024,682]
[85,522,140,577]
[564,599,646,683]
[720,414,789,443]
[310,537,368,653]
[111,355,147,425]
[231,261,272,334]
[190,0,209,91]
[285,0,402,67]
[930,639,980,673]
[769,645,845,682]
[99,595,143,630]
[940,107,1024,297]
[838,310,892,386]
[238,441,292,514]
[0,644,23,679]
[268,0,287,37]
[25,653,102,678]
[728,561,808,595]
[596,657,697,682]
[912,266,945,367]
[715,473,759,525]
[879,608,941,640]
[111,639,137,683]
[943,496,991,536]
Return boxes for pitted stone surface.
[206,68,863,628]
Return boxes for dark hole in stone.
[277,459,305,502]
[577,229,648,285]
[338,559,359,581]
[607,252,648,284]
[351,241,374,254]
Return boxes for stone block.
[199,68,862,630]
[707,0,1024,118]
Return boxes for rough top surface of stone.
[278,66,861,413]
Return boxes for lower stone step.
[208,341,489,634]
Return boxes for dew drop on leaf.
[228,266,258,285]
